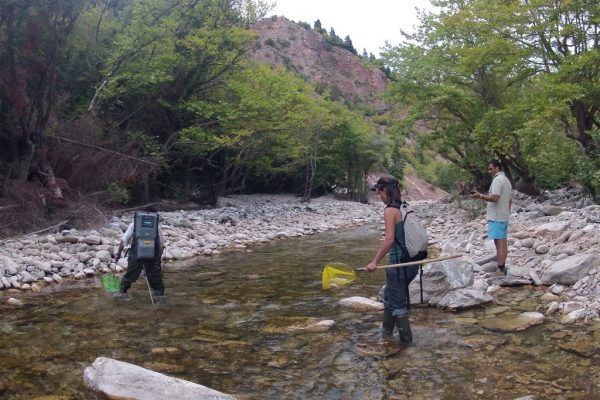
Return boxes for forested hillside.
[0,0,395,235]
[1,0,599,236]
[381,0,600,197]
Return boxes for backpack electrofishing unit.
[132,211,159,260]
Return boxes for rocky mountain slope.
[251,17,450,201]
[251,17,389,113]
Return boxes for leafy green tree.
[173,64,316,199]
[81,0,258,201]
[382,0,593,194]
[388,136,405,184]
[493,0,600,158]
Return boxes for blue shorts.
[488,220,508,240]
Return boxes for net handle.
[355,254,462,271]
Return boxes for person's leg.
[145,258,164,296]
[120,260,142,293]
[489,221,508,272]
[497,238,508,266]
[385,266,419,345]
[382,307,395,337]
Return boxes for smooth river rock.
[83,357,236,400]
[338,296,384,312]
[478,312,544,333]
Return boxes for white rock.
[84,357,235,400]
[338,296,384,312]
[561,309,587,324]
[7,298,23,306]
[550,284,565,295]
[96,250,112,263]
[1,256,19,275]
[561,301,585,314]
[547,301,560,314]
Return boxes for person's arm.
[366,208,397,271]
[471,191,499,203]
[115,241,125,261]
[157,225,165,258]
[116,223,133,261]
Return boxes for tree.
[343,35,357,54]
[82,0,258,202]
[313,19,324,33]
[172,64,316,201]
[507,0,600,158]
[388,136,405,184]
[0,0,88,198]
[382,0,582,193]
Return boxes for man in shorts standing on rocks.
[471,160,512,275]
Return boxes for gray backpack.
[399,202,428,260]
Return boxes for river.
[0,224,598,399]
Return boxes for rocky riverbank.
[420,184,600,323]
[2,186,600,326]
[0,194,379,296]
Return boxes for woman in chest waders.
[365,176,419,346]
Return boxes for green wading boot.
[395,316,413,345]
[382,308,395,338]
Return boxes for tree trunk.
[40,158,64,199]
[570,100,599,157]
[12,139,36,182]
[302,142,318,203]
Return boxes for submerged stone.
[558,339,598,358]
[338,296,384,312]
[478,312,544,333]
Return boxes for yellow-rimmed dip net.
[322,263,357,290]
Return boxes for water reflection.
[0,224,598,399]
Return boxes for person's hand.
[366,262,378,272]
[470,190,481,199]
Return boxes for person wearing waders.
[115,207,165,298]
[366,176,420,346]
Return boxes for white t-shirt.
[486,172,512,222]
[121,222,165,246]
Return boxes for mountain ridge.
[251,16,389,113]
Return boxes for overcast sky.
[268,0,436,56]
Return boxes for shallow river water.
[1,224,599,399]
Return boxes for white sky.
[268,0,435,56]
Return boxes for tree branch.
[45,134,160,166]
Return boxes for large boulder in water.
[409,259,475,304]
[83,357,236,400]
[436,288,494,311]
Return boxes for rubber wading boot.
[395,316,413,345]
[114,281,131,300]
[382,308,395,338]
